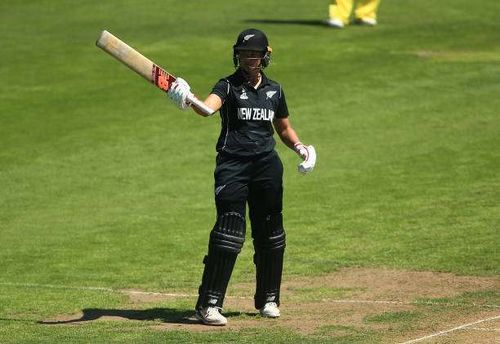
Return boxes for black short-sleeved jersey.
[211,69,289,157]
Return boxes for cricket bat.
[96,30,214,116]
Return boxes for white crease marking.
[0,282,498,307]
[399,315,500,344]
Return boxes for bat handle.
[186,94,215,116]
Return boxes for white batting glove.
[167,77,193,110]
[294,142,316,174]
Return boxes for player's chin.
[241,65,261,75]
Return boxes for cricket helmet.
[233,28,272,68]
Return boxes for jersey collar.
[235,68,271,89]
[260,72,271,87]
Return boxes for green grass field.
[1,0,499,342]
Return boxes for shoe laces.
[206,306,223,317]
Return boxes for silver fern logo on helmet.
[243,34,255,42]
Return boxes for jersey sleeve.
[276,86,289,118]
[211,79,230,103]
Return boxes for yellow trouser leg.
[354,0,381,20]
[329,0,354,25]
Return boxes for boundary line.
[399,315,500,344]
[0,282,498,308]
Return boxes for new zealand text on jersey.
[237,108,275,121]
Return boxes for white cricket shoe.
[325,18,344,28]
[259,302,280,318]
[355,17,377,26]
[195,307,227,326]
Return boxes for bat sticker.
[152,65,174,91]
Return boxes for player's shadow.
[38,308,255,325]
[245,19,327,27]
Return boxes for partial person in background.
[326,0,381,28]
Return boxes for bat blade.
[96,30,214,115]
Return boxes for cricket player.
[167,28,316,326]
[327,0,381,28]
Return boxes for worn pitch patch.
[20,268,500,342]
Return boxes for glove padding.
[167,77,193,110]
[294,142,316,174]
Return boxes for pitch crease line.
[0,282,115,292]
[399,315,500,344]
[321,299,499,308]
[466,327,500,332]
[1,282,499,308]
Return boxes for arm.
[167,78,222,117]
[274,117,316,174]
[192,94,222,117]
[273,117,301,151]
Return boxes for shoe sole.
[260,312,280,318]
[354,19,377,26]
[324,19,344,28]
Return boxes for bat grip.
[186,94,215,116]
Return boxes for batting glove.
[167,77,193,110]
[294,142,316,174]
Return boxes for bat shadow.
[245,19,328,27]
[38,308,256,325]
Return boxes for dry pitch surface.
[43,268,499,343]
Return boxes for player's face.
[238,50,263,74]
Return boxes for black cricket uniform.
[213,69,288,157]
[196,69,289,311]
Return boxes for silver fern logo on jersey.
[266,91,277,100]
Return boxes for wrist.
[293,141,304,152]
[293,142,308,160]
